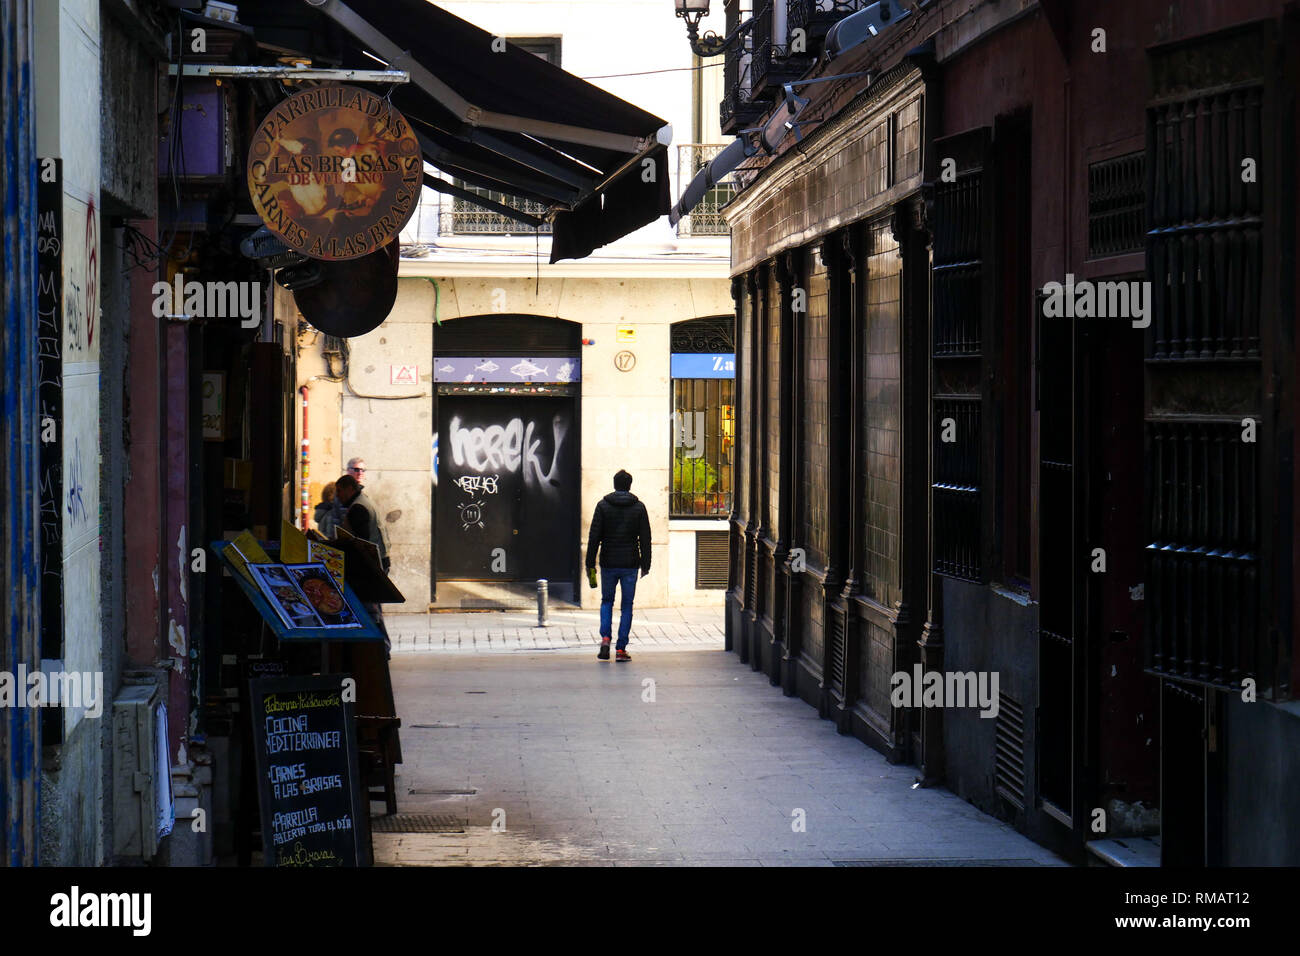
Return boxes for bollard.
[537,578,549,627]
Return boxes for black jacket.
[585,491,652,573]
[343,490,391,573]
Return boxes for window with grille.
[1087,152,1145,258]
[671,378,735,517]
[930,130,988,583]
[1143,26,1268,691]
[1147,88,1262,358]
[1145,421,1259,688]
[933,398,981,580]
[671,318,736,518]
[676,144,737,236]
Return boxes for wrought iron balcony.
[787,0,876,45]
[675,144,739,236]
[749,1,784,98]
[443,181,552,235]
[720,0,874,134]
[719,11,764,135]
[750,0,816,101]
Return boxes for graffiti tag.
[453,474,499,495]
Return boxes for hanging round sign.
[247,85,421,261]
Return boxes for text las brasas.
[267,760,344,800]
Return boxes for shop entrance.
[436,394,578,584]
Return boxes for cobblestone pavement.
[373,609,1068,867]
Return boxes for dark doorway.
[436,395,578,583]
[1082,311,1160,834]
[1037,295,1076,822]
[1160,682,1210,866]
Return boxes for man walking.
[335,472,390,573]
[585,469,651,662]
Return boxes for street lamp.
[674,0,750,58]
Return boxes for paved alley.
[373,611,1068,867]
[385,607,726,654]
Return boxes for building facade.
[295,0,738,610]
[719,0,1299,865]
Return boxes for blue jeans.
[599,568,639,649]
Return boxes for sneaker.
[597,639,611,661]
[616,649,631,662]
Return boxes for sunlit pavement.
[384,607,725,654]
[373,613,1068,867]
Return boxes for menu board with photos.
[210,539,387,642]
[249,674,366,867]
[249,562,361,629]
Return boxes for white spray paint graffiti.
[453,474,500,495]
[448,414,568,495]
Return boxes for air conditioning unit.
[112,677,175,860]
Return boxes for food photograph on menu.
[248,563,352,630]
[284,564,360,629]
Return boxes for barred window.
[930,129,988,584]
[676,144,738,236]
[671,378,735,516]
[670,317,736,517]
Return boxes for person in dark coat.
[314,481,339,538]
[336,472,392,654]
[335,472,390,573]
[585,469,651,662]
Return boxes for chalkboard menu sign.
[248,674,365,867]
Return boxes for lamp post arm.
[682,13,754,58]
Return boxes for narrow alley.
[375,611,1065,867]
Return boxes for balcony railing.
[443,181,553,235]
[721,0,872,132]
[676,144,738,236]
[788,0,875,39]
[720,3,761,135]
[752,0,776,92]
[751,0,817,98]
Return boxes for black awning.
[549,144,670,263]
[239,0,671,261]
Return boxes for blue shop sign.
[671,353,735,378]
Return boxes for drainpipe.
[299,385,310,531]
